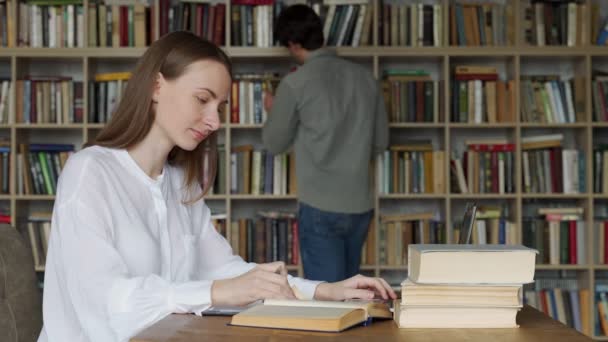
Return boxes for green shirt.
[262,49,389,213]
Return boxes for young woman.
[38,31,396,342]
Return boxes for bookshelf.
[1,0,608,339]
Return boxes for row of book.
[465,206,517,245]
[376,145,445,195]
[378,2,440,47]
[16,144,75,195]
[227,212,299,265]
[230,145,295,195]
[14,78,84,124]
[525,278,589,334]
[523,208,587,265]
[18,2,85,48]
[321,3,372,47]
[522,1,586,47]
[160,0,224,46]
[230,74,277,125]
[449,3,512,47]
[522,138,585,194]
[86,2,152,48]
[451,65,515,123]
[25,212,52,269]
[520,77,584,124]
[450,140,515,194]
[87,72,130,123]
[7,0,608,48]
[378,212,445,266]
[381,70,442,123]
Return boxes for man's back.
[263,49,388,213]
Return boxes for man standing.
[262,4,389,282]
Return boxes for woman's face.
[153,59,230,151]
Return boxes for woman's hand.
[211,261,296,307]
[313,274,397,301]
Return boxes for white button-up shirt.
[38,146,321,342]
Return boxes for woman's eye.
[197,97,208,104]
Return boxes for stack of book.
[394,244,537,328]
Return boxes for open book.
[230,299,392,332]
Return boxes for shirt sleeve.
[51,199,218,342]
[262,80,299,155]
[194,203,323,300]
[373,83,389,154]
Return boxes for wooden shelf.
[593,122,608,128]
[448,123,516,128]
[535,265,590,271]
[521,193,589,199]
[15,195,55,201]
[229,194,297,200]
[230,124,263,129]
[378,194,446,199]
[14,123,85,129]
[520,123,589,128]
[389,123,444,128]
[450,193,517,199]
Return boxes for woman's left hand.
[313,274,398,301]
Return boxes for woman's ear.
[152,72,165,103]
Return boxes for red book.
[214,4,226,46]
[539,289,548,314]
[569,220,577,264]
[196,5,204,37]
[454,74,499,81]
[120,6,128,47]
[207,5,216,42]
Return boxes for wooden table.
[131,305,592,341]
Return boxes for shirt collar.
[305,48,336,64]
[113,148,167,189]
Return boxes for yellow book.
[230,299,392,332]
[94,72,132,82]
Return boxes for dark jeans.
[297,202,373,282]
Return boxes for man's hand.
[264,91,274,112]
[211,261,296,307]
[313,274,397,301]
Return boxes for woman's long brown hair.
[91,31,232,203]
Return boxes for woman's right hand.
[211,261,296,307]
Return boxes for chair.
[0,224,43,342]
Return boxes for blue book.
[29,144,74,152]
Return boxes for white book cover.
[408,244,537,285]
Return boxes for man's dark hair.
[274,4,324,50]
